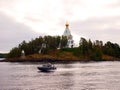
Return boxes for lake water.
[0,58,5,60]
[0,61,120,90]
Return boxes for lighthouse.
[63,21,74,48]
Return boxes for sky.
[0,0,120,53]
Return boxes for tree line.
[0,53,7,58]
[78,37,120,60]
[7,36,120,61]
[7,35,67,58]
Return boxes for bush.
[90,49,102,61]
[7,47,21,58]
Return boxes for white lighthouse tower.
[63,21,74,48]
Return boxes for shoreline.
[0,58,120,63]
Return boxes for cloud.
[0,0,120,52]
[106,0,120,8]
[70,16,120,43]
[0,12,42,53]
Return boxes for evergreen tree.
[79,37,89,55]
[7,47,21,58]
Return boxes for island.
[1,35,120,62]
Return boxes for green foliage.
[78,37,120,60]
[7,35,68,58]
[7,47,21,58]
[41,48,49,54]
[0,53,7,58]
[61,36,67,48]
[79,37,103,60]
[79,37,89,55]
[7,35,120,60]
[103,41,120,58]
[61,48,80,56]
[90,48,103,61]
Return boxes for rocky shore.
[1,52,120,63]
[1,57,120,63]
[0,58,87,63]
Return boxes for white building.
[63,22,74,48]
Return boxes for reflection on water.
[0,61,120,90]
[0,58,5,60]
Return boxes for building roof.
[63,27,71,37]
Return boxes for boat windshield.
[42,63,52,67]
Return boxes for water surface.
[0,61,120,90]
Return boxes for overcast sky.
[0,0,120,53]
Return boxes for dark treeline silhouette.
[7,35,67,58]
[7,36,120,61]
[78,37,120,60]
[0,53,7,58]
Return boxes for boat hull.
[37,66,56,72]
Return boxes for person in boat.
[43,63,51,67]
[48,63,52,67]
[37,63,56,72]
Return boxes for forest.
[7,35,120,61]
[0,53,7,58]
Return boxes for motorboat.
[37,63,56,72]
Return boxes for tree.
[79,37,89,55]
[61,36,67,48]
[7,47,21,58]
[103,41,120,57]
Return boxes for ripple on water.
[0,62,120,90]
